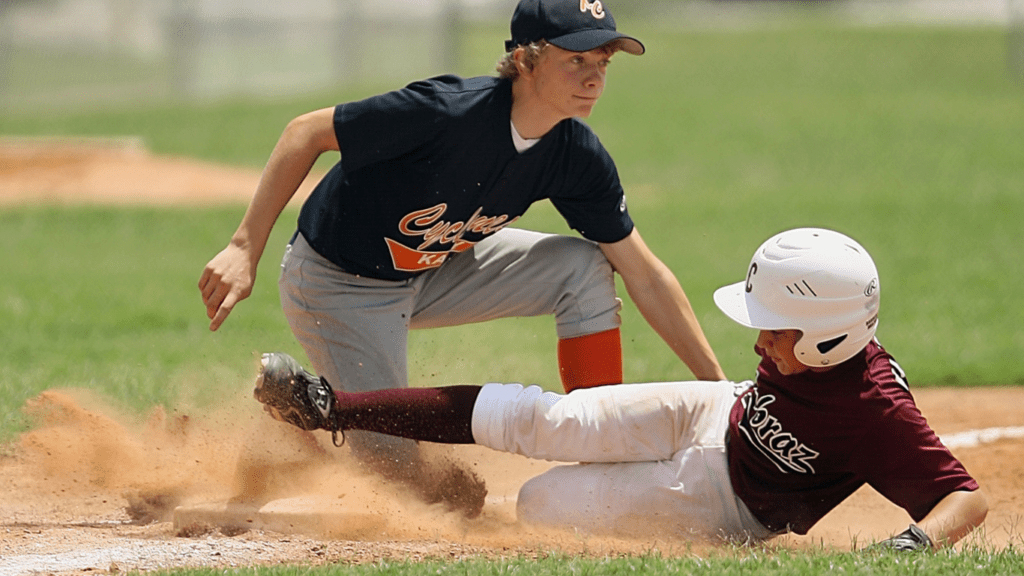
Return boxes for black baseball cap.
[505,0,645,56]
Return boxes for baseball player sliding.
[199,0,725,513]
[253,228,987,548]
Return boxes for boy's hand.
[868,524,933,552]
[198,242,256,331]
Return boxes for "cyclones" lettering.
[398,203,518,251]
[385,203,521,272]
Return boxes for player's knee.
[516,474,559,526]
[554,236,612,283]
[539,237,619,333]
[516,467,600,531]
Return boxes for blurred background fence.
[0,0,1019,111]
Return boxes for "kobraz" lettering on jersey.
[739,390,819,474]
[385,203,520,272]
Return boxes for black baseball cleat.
[253,352,344,445]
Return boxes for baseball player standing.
[199,0,726,511]
[253,228,987,548]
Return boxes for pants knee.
[516,466,602,532]
[543,237,621,338]
[516,473,561,527]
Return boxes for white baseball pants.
[471,380,773,542]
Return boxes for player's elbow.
[954,488,989,548]
[938,488,989,548]
[284,107,339,155]
[966,488,989,530]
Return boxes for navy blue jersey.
[297,75,634,280]
[727,339,979,535]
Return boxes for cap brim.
[713,281,795,331]
[548,29,645,55]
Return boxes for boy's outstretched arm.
[198,107,338,331]
[875,489,988,550]
[917,488,988,548]
[599,229,727,381]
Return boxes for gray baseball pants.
[278,228,622,464]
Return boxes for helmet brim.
[713,281,798,331]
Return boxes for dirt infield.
[0,137,319,208]
[2,141,1022,574]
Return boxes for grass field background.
[1,18,1022,573]
[154,550,1024,576]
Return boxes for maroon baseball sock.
[332,385,481,444]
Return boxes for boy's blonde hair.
[496,40,551,80]
[496,40,623,80]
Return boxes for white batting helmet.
[714,228,880,367]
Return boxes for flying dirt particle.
[124,490,182,524]
[219,524,251,537]
[419,459,488,519]
[176,522,215,538]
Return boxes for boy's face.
[525,45,613,120]
[756,329,811,376]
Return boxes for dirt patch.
[1,140,1022,574]
[0,137,318,207]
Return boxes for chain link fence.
[1,0,480,111]
[0,0,1017,112]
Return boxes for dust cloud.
[14,386,708,556]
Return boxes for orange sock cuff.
[557,328,623,393]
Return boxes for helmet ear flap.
[793,320,880,367]
[794,332,850,366]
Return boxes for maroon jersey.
[727,339,979,535]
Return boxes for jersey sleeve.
[548,123,634,244]
[333,77,447,174]
[858,365,979,521]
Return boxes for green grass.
[148,547,1024,575]
[1,20,1021,574]
[0,206,296,434]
